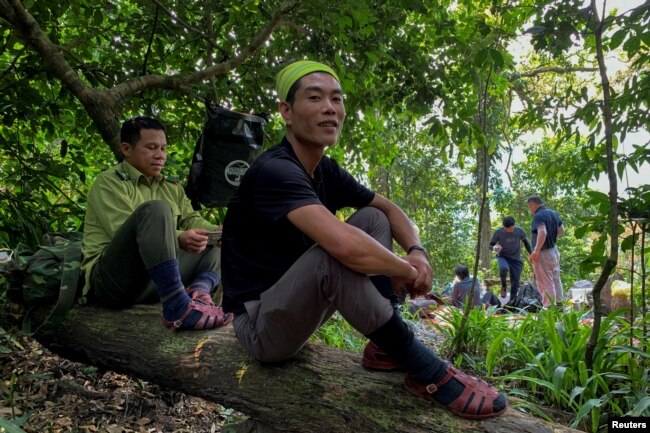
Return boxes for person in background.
[221,60,507,419]
[527,195,564,307]
[489,216,532,306]
[81,116,232,330]
[451,265,481,308]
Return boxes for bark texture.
[34,304,582,433]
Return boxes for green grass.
[311,312,366,353]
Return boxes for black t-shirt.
[221,138,375,313]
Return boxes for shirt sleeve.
[518,228,533,254]
[86,173,138,240]
[250,157,322,223]
[451,283,461,307]
[175,185,214,231]
[325,157,375,210]
[489,230,499,250]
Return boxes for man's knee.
[347,207,389,229]
[499,267,509,278]
[135,200,173,217]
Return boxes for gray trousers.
[532,246,563,306]
[233,207,395,363]
[90,200,220,308]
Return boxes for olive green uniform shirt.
[81,160,214,295]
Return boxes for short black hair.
[120,116,166,146]
[285,79,302,105]
[502,216,515,227]
[454,265,470,279]
[527,195,543,205]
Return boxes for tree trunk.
[34,305,581,433]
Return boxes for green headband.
[276,60,340,101]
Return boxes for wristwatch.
[407,245,428,259]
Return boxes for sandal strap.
[414,366,501,417]
[424,365,456,393]
[163,300,233,331]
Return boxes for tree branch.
[512,66,599,80]
[109,1,295,103]
[4,0,106,104]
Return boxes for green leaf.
[489,48,504,68]
[609,29,627,50]
[0,418,29,433]
[629,396,650,416]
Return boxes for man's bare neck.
[286,134,324,178]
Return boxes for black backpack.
[512,282,543,312]
[185,103,265,209]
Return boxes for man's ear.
[279,101,292,126]
[120,142,131,158]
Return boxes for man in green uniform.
[81,116,232,330]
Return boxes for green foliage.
[431,305,510,364]
[311,312,365,353]
[431,305,648,431]
[481,308,650,432]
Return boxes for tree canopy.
[1,0,648,283]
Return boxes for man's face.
[527,202,536,214]
[121,128,167,181]
[280,72,345,150]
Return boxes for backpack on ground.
[185,103,266,209]
[2,232,84,333]
[511,282,543,312]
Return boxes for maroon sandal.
[361,341,403,371]
[186,286,214,306]
[162,300,233,331]
[405,366,507,420]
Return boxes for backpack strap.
[22,249,82,335]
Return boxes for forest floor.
[0,299,553,433]
[0,332,245,433]
[0,307,448,433]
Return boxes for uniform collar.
[120,160,164,183]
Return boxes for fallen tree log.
[34,304,581,433]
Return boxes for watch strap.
[407,245,428,259]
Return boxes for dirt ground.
[0,332,244,433]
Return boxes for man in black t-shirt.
[489,216,532,304]
[221,60,506,419]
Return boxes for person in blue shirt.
[527,195,565,307]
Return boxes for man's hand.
[530,250,539,262]
[178,228,212,253]
[402,251,432,298]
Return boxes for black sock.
[370,275,402,308]
[366,312,465,405]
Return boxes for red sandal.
[186,286,214,306]
[162,300,233,331]
[405,366,507,420]
[361,341,403,371]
